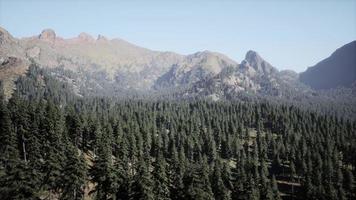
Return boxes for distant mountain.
[185,51,307,100]
[1,27,294,98]
[299,41,356,90]
[1,26,356,104]
[154,51,238,90]
[0,27,244,96]
[0,27,185,94]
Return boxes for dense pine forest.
[0,65,355,200]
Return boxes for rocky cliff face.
[299,41,356,90]
[244,50,277,75]
[154,51,238,89]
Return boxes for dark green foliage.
[90,128,119,200]
[59,144,87,200]
[185,157,214,200]
[0,160,41,200]
[41,101,66,193]
[130,158,154,200]
[152,152,170,200]
[212,159,231,200]
[0,65,355,199]
[0,98,18,164]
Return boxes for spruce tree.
[60,144,87,200]
[152,152,170,200]
[212,159,231,200]
[0,160,41,200]
[185,157,214,200]
[90,131,118,200]
[130,158,154,200]
[114,154,130,200]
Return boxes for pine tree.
[185,157,214,200]
[212,159,231,200]
[152,152,170,200]
[221,162,233,192]
[60,144,87,200]
[168,146,185,200]
[114,154,130,200]
[0,160,41,200]
[0,98,18,165]
[130,158,154,200]
[0,97,41,199]
[90,131,118,200]
[41,102,65,194]
[65,112,83,148]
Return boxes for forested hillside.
[0,64,355,200]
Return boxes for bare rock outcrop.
[26,46,41,58]
[39,29,56,43]
[78,32,95,42]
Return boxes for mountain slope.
[1,26,356,105]
[186,50,307,100]
[20,29,185,90]
[299,41,356,89]
[0,27,29,97]
[0,27,186,94]
[154,51,238,89]
[0,27,247,96]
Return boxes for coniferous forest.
[0,65,355,200]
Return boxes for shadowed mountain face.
[299,41,356,90]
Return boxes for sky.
[0,0,355,72]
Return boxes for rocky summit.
[38,29,56,42]
[0,27,355,101]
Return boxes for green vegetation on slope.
[0,65,355,200]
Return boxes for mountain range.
[0,27,355,100]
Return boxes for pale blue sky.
[0,0,355,72]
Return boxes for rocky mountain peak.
[244,50,277,74]
[39,29,56,42]
[245,50,264,70]
[78,32,95,42]
[97,34,108,41]
[245,50,260,61]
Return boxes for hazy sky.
[0,0,355,72]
